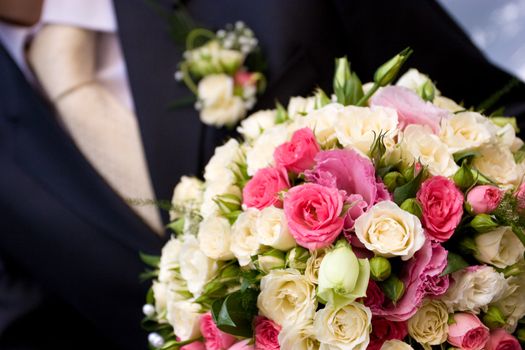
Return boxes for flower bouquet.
[142,48,525,350]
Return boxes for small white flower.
[230,208,261,266]
[166,300,202,341]
[237,109,276,141]
[198,215,234,260]
[439,111,492,152]
[178,235,218,297]
[256,206,296,250]
[246,124,289,176]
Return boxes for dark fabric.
[1,0,524,349]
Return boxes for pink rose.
[274,128,320,174]
[234,70,257,87]
[370,85,451,133]
[228,339,255,350]
[368,317,408,350]
[283,183,344,250]
[304,149,391,230]
[243,167,290,210]
[181,342,206,350]
[254,316,280,350]
[515,183,525,211]
[375,240,449,321]
[448,313,490,350]
[200,312,237,350]
[466,186,503,214]
[417,176,464,242]
[485,329,521,350]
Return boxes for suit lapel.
[0,43,161,252]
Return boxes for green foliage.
[140,252,161,268]
[440,252,469,277]
[211,289,259,337]
[275,101,289,124]
[379,275,405,304]
[393,165,426,205]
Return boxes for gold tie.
[28,24,164,234]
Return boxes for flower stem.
[356,82,380,106]
[186,28,216,50]
[180,62,198,95]
[511,224,525,247]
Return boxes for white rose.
[491,269,525,332]
[381,340,414,350]
[407,299,448,347]
[440,265,507,313]
[313,301,371,350]
[204,139,243,184]
[158,237,182,283]
[439,112,492,153]
[246,124,289,176]
[200,182,241,217]
[472,143,518,186]
[293,103,342,147]
[400,124,459,177]
[278,321,320,350]
[354,201,425,260]
[201,95,246,127]
[256,206,296,250]
[152,281,168,316]
[230,208,261,266]
[287,96,316,119]
[257,269,317,327]
[396,68,439,96]
[170,176,204,220]
[433,96,464,113]
[166,300,202,341]
[237,110,277,141]
[305,248,327,285]
[474,226,525,268]
[198,215,234,260]
[178,235,218,297]
[335,106,398,156]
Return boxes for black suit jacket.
[1,1,524,349]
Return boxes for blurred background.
[439,0,525,82]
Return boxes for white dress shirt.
[0,0,135,111]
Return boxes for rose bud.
[466,185,503,215]
[485,329,521,350]
[447,313,489,350]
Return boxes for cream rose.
[256,206,296,250]
[152,281,168,316]
[474,226,525,268]
[166,300,202,341]
[305,248,327,285]
[204,139,243,184]
[400,125,458,177]
[287,96,316,119]
[491,270,525,332]
[335,106,398,156]
[440,266,507,313]
[439,112,492,153]
[200,182,241,218]
[170,176,204,220]
[407,299,448,347]
[246,124,290,176]
[278,321,320,350]
[354,201,425,260]
[158,237,182,283]
[472,143,519,186]
[313,301,371,350]
[292,103,342,147]
[198,74,246,126]
[433,96,464,113]
[237,109,277,141]
[230,208,261,266]
[396,68,438,96]
[257,269,317,327]
[178,235,218,297]
[381,340,414,350]
[198,215,234,260]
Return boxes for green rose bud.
[470,214,499,233]
[418,79,436,102]
[454,161,476,190]
[374,47,413,87]
[483,305,506,329]
[380,275,405,303]
[369,256,392,282]
[383,171,406,192]
[400,198,423,219]
[257,249,286,274]
[285,246,310,272]
[314,88,331,109]
[317,240,370,307]
[334,57,351,89]
[489,116,519,133]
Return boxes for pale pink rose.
[368,317,408,350]
[254,316,280,350]
[234,70,257,87]
[243,167,290,210]
[374,240,449,321]
[228,339,255,350]
[515,183,525,211]
[485,329,521,350]
[417,176,464,242]
[304,149,391,230]
[200,312,237,350]
[274,128,320,174]
[466,186,503,214]
[181,342,206,350]
[370,85,450,133]
[448,313,490,350]
[283,183,344,250]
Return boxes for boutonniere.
[165,6,266,128]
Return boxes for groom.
[0,0,524,349]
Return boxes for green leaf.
[379,275,405,303]
[454,160,476,190]
[275,101,289,124]
[453,150,480,164]
[440,252,469,277]
[146,286,155,305]
[347,72,364,105]
[211,289,258,337]
[393,166,426,205]
[140,252,161,268]
[140,269,159,282]
[515,144,525,164]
